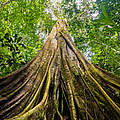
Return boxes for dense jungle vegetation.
[0,0,120,76]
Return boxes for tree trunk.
[0,19,120,120]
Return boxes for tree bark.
[0,19,120,120]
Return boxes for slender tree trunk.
[0,19,120,120]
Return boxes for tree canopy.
[0,0,120,77]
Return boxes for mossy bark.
[0,19,120,120]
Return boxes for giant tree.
[0,20,120,120]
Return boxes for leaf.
[101,4,114,25]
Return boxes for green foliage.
[61,0,120,75]
[0,0,55,76]
[0,0,120,76]
[0,32,24,76]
